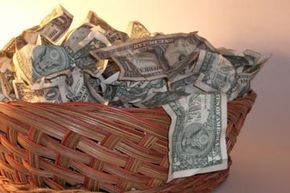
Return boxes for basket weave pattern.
[0,91,256,193]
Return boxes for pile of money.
[0,6,266,182]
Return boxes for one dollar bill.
[91,32,216,81]
[163,92,228,181]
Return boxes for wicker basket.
[0,91,257,193]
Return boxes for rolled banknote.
[163,92,228,181]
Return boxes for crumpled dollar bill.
[1,5,267,106]
[0,5,268,184]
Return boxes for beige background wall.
[0,0,289,192]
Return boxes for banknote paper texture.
[0,5,266,183]
[91,32,216,81]
[163,93,228,181]
[127,21,151,39]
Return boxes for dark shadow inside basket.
[0,91,256,193]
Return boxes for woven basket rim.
[0,91,257,193]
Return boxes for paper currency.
[64,67,92,102]
[36,35,55,46]
[63,11,111,51]
[0,52,16,100]
[127,21,151,39]
[62,13,116,77]
[72,28,111,77]
[3,6,73,58]
[243,49,262,66]
[2,5,73,57]
[84,73,107,104]
[135,89,188,108]
[86,11,128,44]
[110,79,167,105]
[0,5,267,185]
[13,44,36,84]
[1,38,17,58]
[39,5,73,43]
[132,73,203,108]
[91,32,215,81]
[13,79,64,103]
[163,93,228,181]
[13,44,73,85]
[100,60,120,83]
[0,70,16,100]
[221,49,268,99]
[194,50,236,94]
[0,54,15,73]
